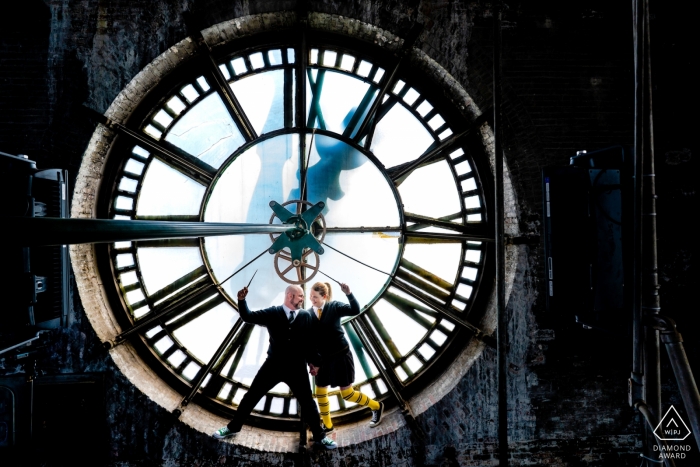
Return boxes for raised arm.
[338,283,361,317]
[236,286,270,325]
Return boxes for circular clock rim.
[70,12,515,449]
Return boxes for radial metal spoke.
[83,106,216,184]
[405,230,494,244]
[352,23,424,144]
[176,319,245,412]
[386,111,491,185]
[193,32,257,141]
[323,226,401,233]
[390,279,495,348]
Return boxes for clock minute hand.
[7,217,291,247]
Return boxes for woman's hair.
[311,281,333,301]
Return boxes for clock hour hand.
[7,217,290,247]
[269,200,295,223]
[300,201,325,226]
[267,201,326,263]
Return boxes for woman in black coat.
[307,281,384,432]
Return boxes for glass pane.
[373,68,385,83]
[419,343,436,360]
[428,114,445,130]
[461,177,477,191]
[153,109,173,127]
[166,96,186,115]
[431,329,448,346]
[322,50,337,67]
[270,397,285,414]
[464,194,480,209]
[125,158,145,175]
[340,55,355,71]
[402,243,461,287]
[270,382,290,394]
[371,104,434,168]
[416,101,433,116]
[204,134,300,308]
[125,289,145,305]
[143,125,162,139]
[173,302,239,363]
[406,355,422,372]
[119,177,138,193]
[115,254,134,269]
[136,159,206,216]
[203,134,400,308]
[182,362,201,380]
[165,93,245,168]
[197,77,210,92]
[249,52,265,69]
[399,159,462,219]
[231,57,247,75]
[137,247,203,296]
[232,325,270,386]
[465,249,482,263]
[181,84,200,103]
[456,283,473,299]
[231,70,288,135]
[154,336,174,354]
[344,325,379,386]
[357,60,372,77]
[120,271,138,286]
[306,135,400,228]
[321,233,398,308]
[403,88,419,106]
[167,350,186,367]
[306,70,376,135]
[372,299,428,356]
[268,49,282,65]
[115,196,133,210]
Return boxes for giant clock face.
[94,27,494,428]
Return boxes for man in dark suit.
[213,284,337,450]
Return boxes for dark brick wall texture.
[1,1,697,466]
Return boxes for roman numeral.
[83,106,216,185]
[113,265,217,345]
[386,111,490,185]
[193,32,257,141]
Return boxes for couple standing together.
[213,282,384,450]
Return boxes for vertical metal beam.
[631,0,662,462]
[297,25,309,204]
[629,0,646,446]
[296,4,311,456]
[493,4,509,466]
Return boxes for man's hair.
[285,284,303,296]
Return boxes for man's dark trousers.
[226,356,323,440]
[224,301,324,441]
